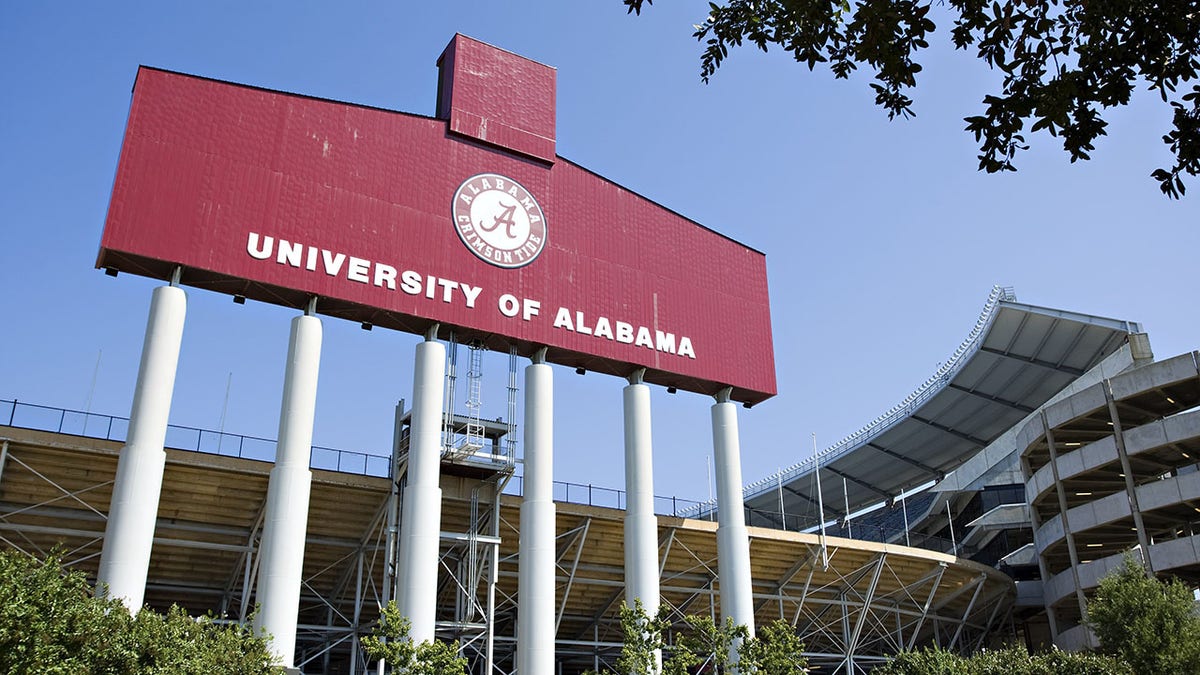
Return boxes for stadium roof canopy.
[739,286,1142,529]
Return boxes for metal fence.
[501,474,706,518]
[1,398,389,477]
[1,399,706,518]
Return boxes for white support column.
[711,388,756,642]
[518,350,555,675]
[254,305,323,669]
[396,326,446,643]
[97,281,186,612]
[623,370,661,667]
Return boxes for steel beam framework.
[0,426,1013,674]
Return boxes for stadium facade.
[5,287,1195,673]
[3,33,1198,675]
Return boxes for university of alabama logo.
[451,174,547,269]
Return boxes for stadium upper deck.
[738,286,1143,531]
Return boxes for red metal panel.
[438,34,556,164]
[98,61,776,404]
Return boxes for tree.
[0,548,281,674]
[1087,553,1200,675]
[359,600,468,675]
[665,615,808,674]
[582,599,672,675]
[618,599,671,674]
[623,0,1200,197]
[664,613,749,674]
[739,619,810,675]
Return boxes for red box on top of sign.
[97,35,776,405]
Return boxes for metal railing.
[1,398,706,518]
[745,499,962,556]
[501,474,706,518]
[1,398,390,477]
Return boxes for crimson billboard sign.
[97,36,777,405]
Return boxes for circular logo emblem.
[451,174,547,269]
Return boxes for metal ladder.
[448,342,486,459]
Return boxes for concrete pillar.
[623,371,661,668]
[396,327,446,643]
[254,309,323,668]
[711,388,756,643]
[518,351,555,675]
[1041,411,1089,627]
[1105,382,1154,573]
[1129,333,1154,366]
[97,282,186,612]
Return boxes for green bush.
[874,646,1129,675]
[1034,648,1133,675]
[0,548,281,674]
[587,601,808,674]
[873,647,973,675]
[0,547,134,673]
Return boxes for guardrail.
[1,399,706,518]
[501,474,706,518]
[0,398,390,477]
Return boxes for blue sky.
[1,2,1196,508]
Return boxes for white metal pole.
[97,281,186,612]
[947,499,957,554]
[518,350,555,675]
[707,455,714,521]
[711,388,755,646]
[776,473,787,531]
[396,326,446,643]
[84,349,102,416]
[254,306,323,668]
[379,400,406,675]
[814,433,828,570]
[843,477,852,538]
[623,370,661,669]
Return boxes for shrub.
[873,647,973,675]
[587,601,808,674]
[0,548,281,674]
[874,646,1129,675]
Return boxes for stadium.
[3,33,1199,675]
